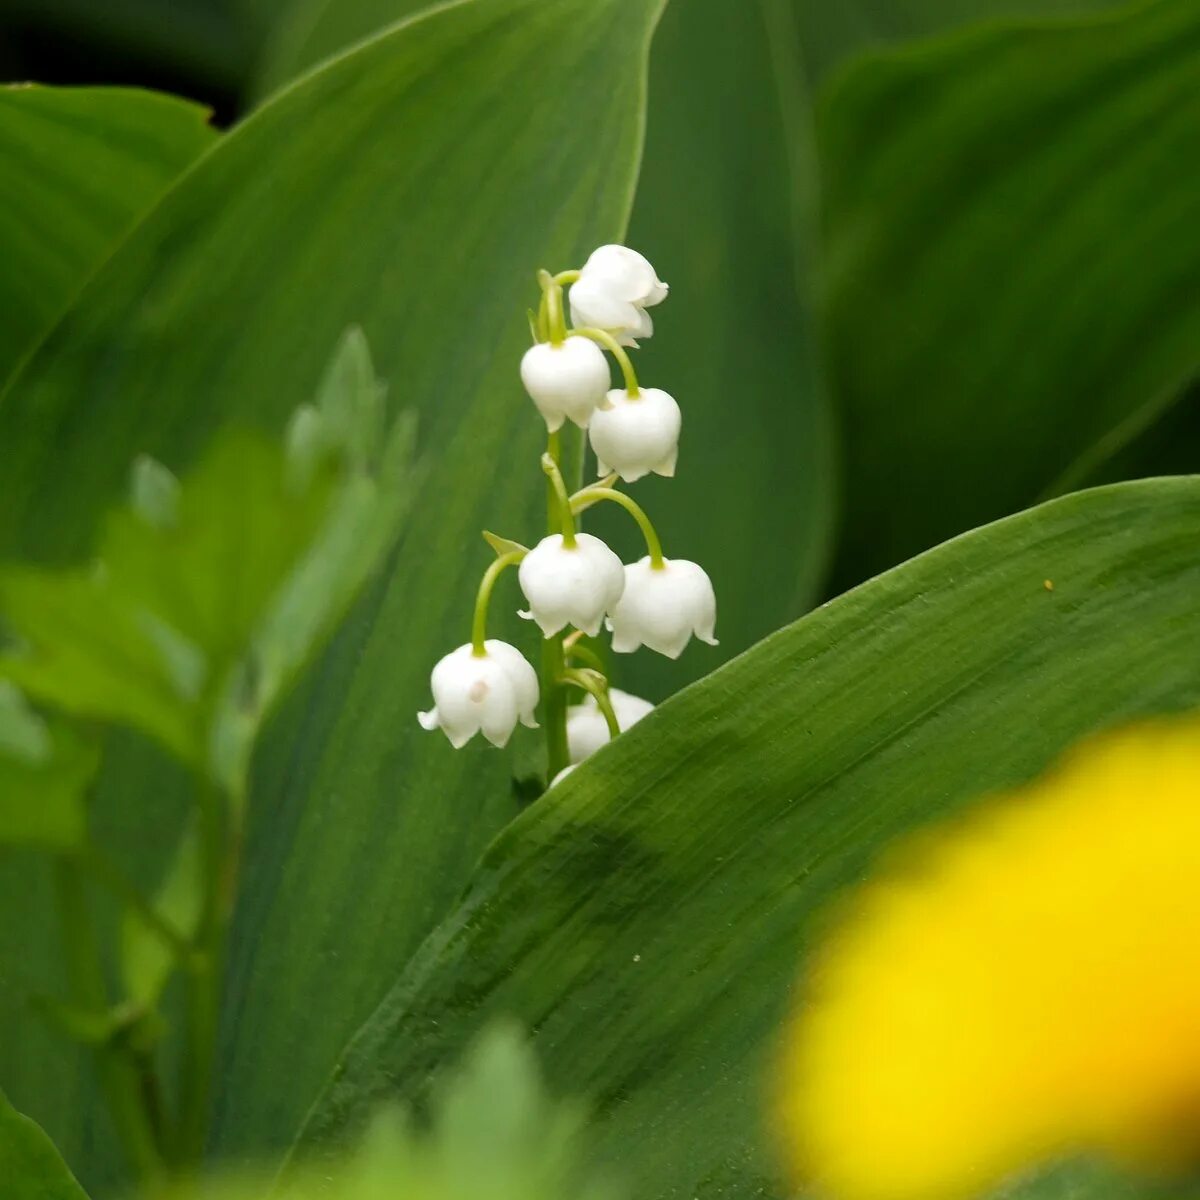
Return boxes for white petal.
[520,338,609,431]
[588,388,681,485]
[417,708,440,732]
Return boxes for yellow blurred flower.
[777,714,1200,1200]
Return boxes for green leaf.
[255,0,838,700]
[0,339,415,797]
[0,0,662,1185]
[793,0,1121,85]
[600,0,835,699]
[120,818,204,1008]
[294,477,1200,1200]
[0,686,98,851]
[0,85,215,391]
[0,1085,89,1199]
[819,0,1200,588]
[185,1025,619,1200]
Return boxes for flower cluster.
[418,246,716,782]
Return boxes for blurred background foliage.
[1,1,1199,1199]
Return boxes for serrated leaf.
[0,355,414,798]
[294,478,1200,1200]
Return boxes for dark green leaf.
[820,0,1200,588]
[294,478,1200,1200]
[255,0,839,701]
[0,85,215,390]
[794,0,1121,85]
[0,0,663,1187]
[0,1085,89,1199]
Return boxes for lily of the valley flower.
[520,336,611,431]
[517,533,624,638]
[417,640,538,748]
[607,557,717,659]
[568,245,668,347]
[589,387,681,482]
[567,688,654,763]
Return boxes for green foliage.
[0,0,662,1188]
[0,685,98,850]
[182,1027,616,1200]
[0,330,414,799]
[0,1085,89,1199]
[295,479,1200,1200]
[820,0,1200,585]
[0,86,215,390]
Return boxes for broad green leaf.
[0,1085,89,1199]
[819,0,1200,588]
[0,85,215,390]
[256,0,838,699]
[601,0,835,698]
[0,0,662,1187]
[294,477,1200,1200]
[0,686,98,850]
[793,0,1121,84]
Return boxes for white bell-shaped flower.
[417,640,538,748]
[567,688,655,763]
[550,764,578,788]
[607,557,718,659]
[520,336,610,431]
[518,533,624,638]
[569,245,668,347]
[589,387,681,482]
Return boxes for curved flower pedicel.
[421,244,717,784]
[417,640,538,748]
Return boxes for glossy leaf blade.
[295,478,1200,1200]
[0,0,663,1184]
[819,0,1200,587]
[0,85,215,389]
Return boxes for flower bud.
[567,688,654,763]
[588,387,681,482]
[517,533,624,638]
[520,336,611,431]
[568,245,668,347]
[417,640,538,748]
[607,557,717,659]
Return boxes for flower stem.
[470,550,526,656]
[540,454,577,546]
[55,861,166,1188]
[561,668,621,739]
[542,433,572,782]
[570,486,665,567]
[570,327,639,395]
[177,777,226,1168]
[538,269,568,346]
